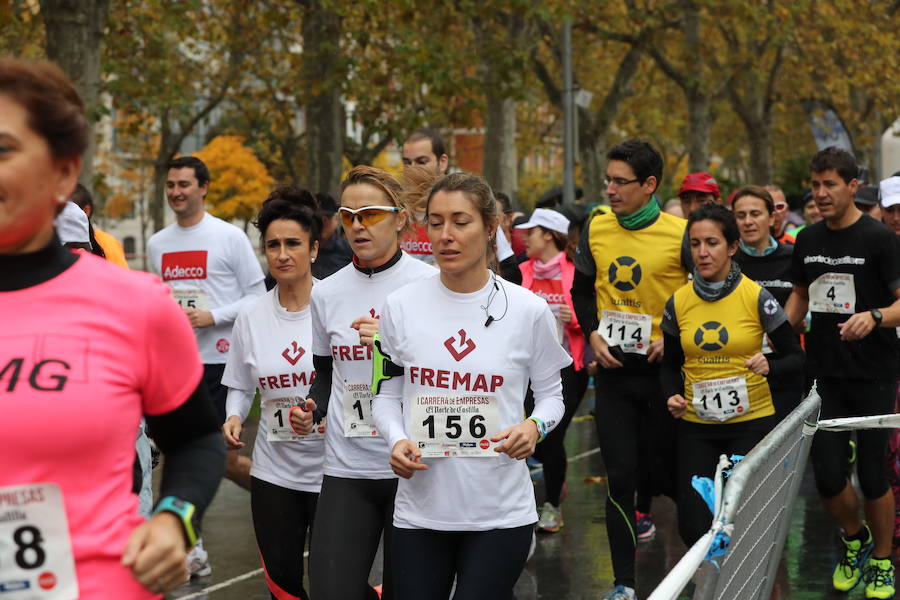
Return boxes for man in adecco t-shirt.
[147,156,265,573]
[785,147,900,599]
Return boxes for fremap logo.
[281,341,305,366]
[608,256,642,291]
[694,321,729,351]
[444,329,476,361]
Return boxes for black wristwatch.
[870,309,884,326]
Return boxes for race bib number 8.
[691,376,750,422]
[808,272,855,314]
[171,288,209,311]
[265,397,324,442]
[411,395,499,457]
[0,483,78,600]
[342,383,378,437]
[599,310,652,355]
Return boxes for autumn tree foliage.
[194,136,274,227]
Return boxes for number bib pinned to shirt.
[410,395,500,457]
[599,310,652,355]
[808,272,856,314]
[0,483,78,600]
[171,288,209,311]
[265,397,325,442]
[342,383,378,437]
[691,376,750,422]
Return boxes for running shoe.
[636,510,656,540]
[833,525,874,591]
[601,584,637,599]
[536,502,564,533]
[187,539,212,578]
[864,557,896,599]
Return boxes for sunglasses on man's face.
[338,205,401,229]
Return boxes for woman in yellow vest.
[660,203,803,546]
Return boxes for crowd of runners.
[4,56,900,600]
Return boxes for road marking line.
[190,447,601,596]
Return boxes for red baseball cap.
[679,172,720,198]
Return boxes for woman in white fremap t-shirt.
[292,165,436,600]
[372,172,571,599]
[221,187,323,600]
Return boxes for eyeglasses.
[338,205,401,229]
[604,176,640,188]
[774,202,788,212]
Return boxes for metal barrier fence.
[649,389,823,600]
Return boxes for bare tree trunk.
[301,0,344,196]
[40,0,110,194]
[747,125,773,184]
[686,89,711,173]
[483,95,518,199]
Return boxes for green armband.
[527,417,548,443]
[371,333,404,395]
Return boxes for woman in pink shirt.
[515,208,589,533]
[0,58,224,599]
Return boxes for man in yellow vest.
[572,139,690,600]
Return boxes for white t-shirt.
[311,253,437,479]
[373,274,570,530]
[147,212,266,363]
[221,287,323,492]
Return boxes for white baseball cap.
[880,176,900,209]
[514,208,570,235]
[54,201,90,245]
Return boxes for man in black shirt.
[785,147,900,599]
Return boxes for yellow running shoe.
[865,557,895,599]
[833,525,874,591]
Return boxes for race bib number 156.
[411,395,499,457]
[0,483,78,599]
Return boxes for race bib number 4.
[265,397,324,442]
[691,376,750,422]
[599,310,652,355]
[0,483,78,600]
[171,288,209,311]
[411,395,499,457]
[342,383,378,437]
[808,272,855,314]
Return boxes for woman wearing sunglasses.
[371,171,570,599]
[732,186,804,421]
[295,165,436,600]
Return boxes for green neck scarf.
[617,195,661,230]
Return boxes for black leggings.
[527,365,589,506]
[251,477,317,600]
[593,366,675,588]
[309,475,397,600]
[392,525,533,600]
[811,377,895,500]
[676,417,774,546]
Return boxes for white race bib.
[342,382,378,437]
[410,395,500,457]
[599,310,652,355]
[0,483,78,600]
[264,397,325,442]
[171,288,209,311]
[808,272,855,314]
[691,376,750,422]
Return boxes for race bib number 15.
[0,483,78,600]
[171,288,209,311]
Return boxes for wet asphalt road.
[162,390,885,600]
